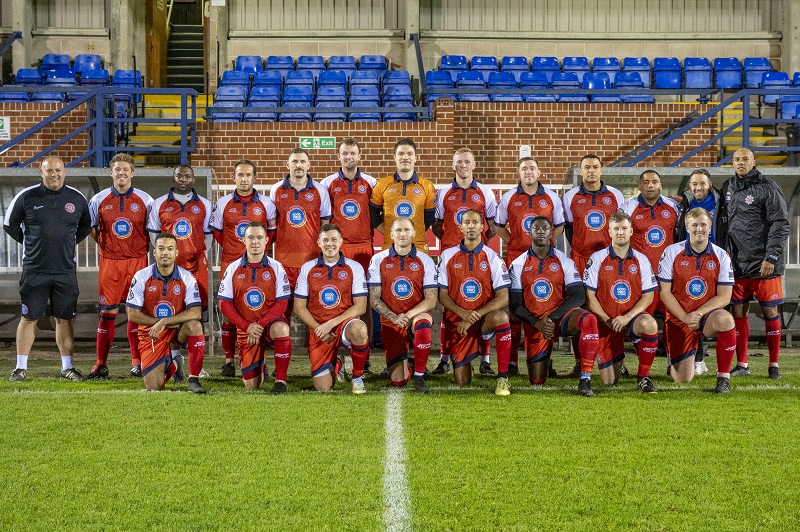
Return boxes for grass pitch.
[1,343,799,531]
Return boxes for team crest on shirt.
[539,199,548,208]
[460,277,482,302]
[395,201,414,218]
[131,204,140,212]
[235,221,249,238]
[262,271,271,280]
[154,301,175,318]
[410,263,419,271]
[629,264,638,273]
[341,200,360,220]
[319,285,341,308]
[745,195,754,205]
[550,263,559,271]
[174,218,192,239]
[392,277,414,300]
[253,207,262,215]
[359,185,366,193]
[585,210,606,231]
[602,197,611,205]
[192,205,201,214]
[480,262,489,271]
[112,218,133,238]
[686,277,708,300]
[707,261,716,270]
[611,280,632,303]
[305,193,314,201]
[172,285,182,295]
[472,194,480,202]
[65,203,75,213]
[288,207,307,228]
[413,187,422,195]
[646,226,664,247]
[661,210,671,218]
[338,271,348,280]
[531,278,554,302]
[245,288,266,310]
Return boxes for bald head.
[733,148,756,177]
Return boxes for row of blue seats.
[210,103,416,123]
[13,68,141,88]
[31,53,104,79]
[215,85,412,104]
[436,55,786,89]
[219,69,410,90]
[232,54,387,79]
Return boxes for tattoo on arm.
[369,286,398,321]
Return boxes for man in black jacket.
[3,157,92,382]
[717,148,789,379]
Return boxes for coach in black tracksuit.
[3,156,92,382]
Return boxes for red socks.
[636,333,658,377]
[95,312,116,365]
[765,315,781,365]
[127,320,141,366]
[578,312,599,375]
[187,334,205,376]
[163,360,177,386]
[715,328,736,374]
[350,341,369,378]
[509,322,522,366]
[413,319,432,375]
[734,316,749,365]
[221,323,236,361]
[494,323,512,375]
[273,336,291,382]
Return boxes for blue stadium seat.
[762,72,791,106]
[794,72,800,86]
[220,70,250,88]
[74,54,103,76]
[30,91,65,103]
[44,75,76,100]
[425,70,454,88]
[265,55,294,80]
[592,58,621,79]
[440,55,468,82]
[328,55,356,80]
[349,70,380,90]
[348,100,381,122]
[40,53,73,79]
[79,69,110,86]
[15,68,43,85]
[316,85,347,102]
[284,70,314,90]
[248,85,281,103]
[350,85,380,103]
[297,55,325,80]
[519,72,555,102]
[743,57,772,88]
[501,56,530,83]
[551,72,587,103]
[383,101,416,122]
[235,55,263,77]
[562,56,590,84]
[215,85,248,103]
[244,102,277,122]
[358,55,388,77]
[382,84,413,104]
[653,57,682,89]
[318,70,347,87]
[111,69,143,103]
[488,71,519,101]
[382,70,411,87]
[470,56,499,82]
[713,57,742,89]
[622,57,651,88]
[209,101,243,122]
[280,86,313,122]
[456,71,489,102]
[683,57,712,89]
[779,95,800,118]
[614,72,655,103]
[583,72,620,103]
[252,70,283,89]
[531,56,560,84]
[313,101,347,122]
[0,86,30,102]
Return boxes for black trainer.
[431,360,450,375]
[620,363,630,377]
[768,366,782,379]
[578,377,594,397]
[508,363,520,377]
[730,365,751,377]
[412,375,429,394]
[271,381,287,394]
[172,355,185,384]
[636,376,658,393]
[548,360,558,379]
[61,367,86,382]
[363,359,373,374]
[479,361,495,375]
[130,365,142,378]
[714,376,731,393]
[87,364,109,379]
[9,368,26,382]
[567,363,581,379]
[187,376,207,394]
[220,362,236,378]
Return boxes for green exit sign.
[299,136,336,149]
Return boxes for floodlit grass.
[1,345,799,530]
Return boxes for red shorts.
[237,317,288,379]
[99,255,148,310]
[380,318,411,366]
[731,277,783,307]
[664,309,723,364]
[595,312,648,369]
[441,313,489,369]
[139,327,178,376]
[308,317,358,377]
[521,308,584,362]
[188,263,209,308]
[341,243,374,274]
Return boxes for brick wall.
[193,100,716,188]
[0,103,91,166]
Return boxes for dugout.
[0,166,213,342]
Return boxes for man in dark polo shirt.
[3,156,92,381]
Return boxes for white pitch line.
[383,389,412,532]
